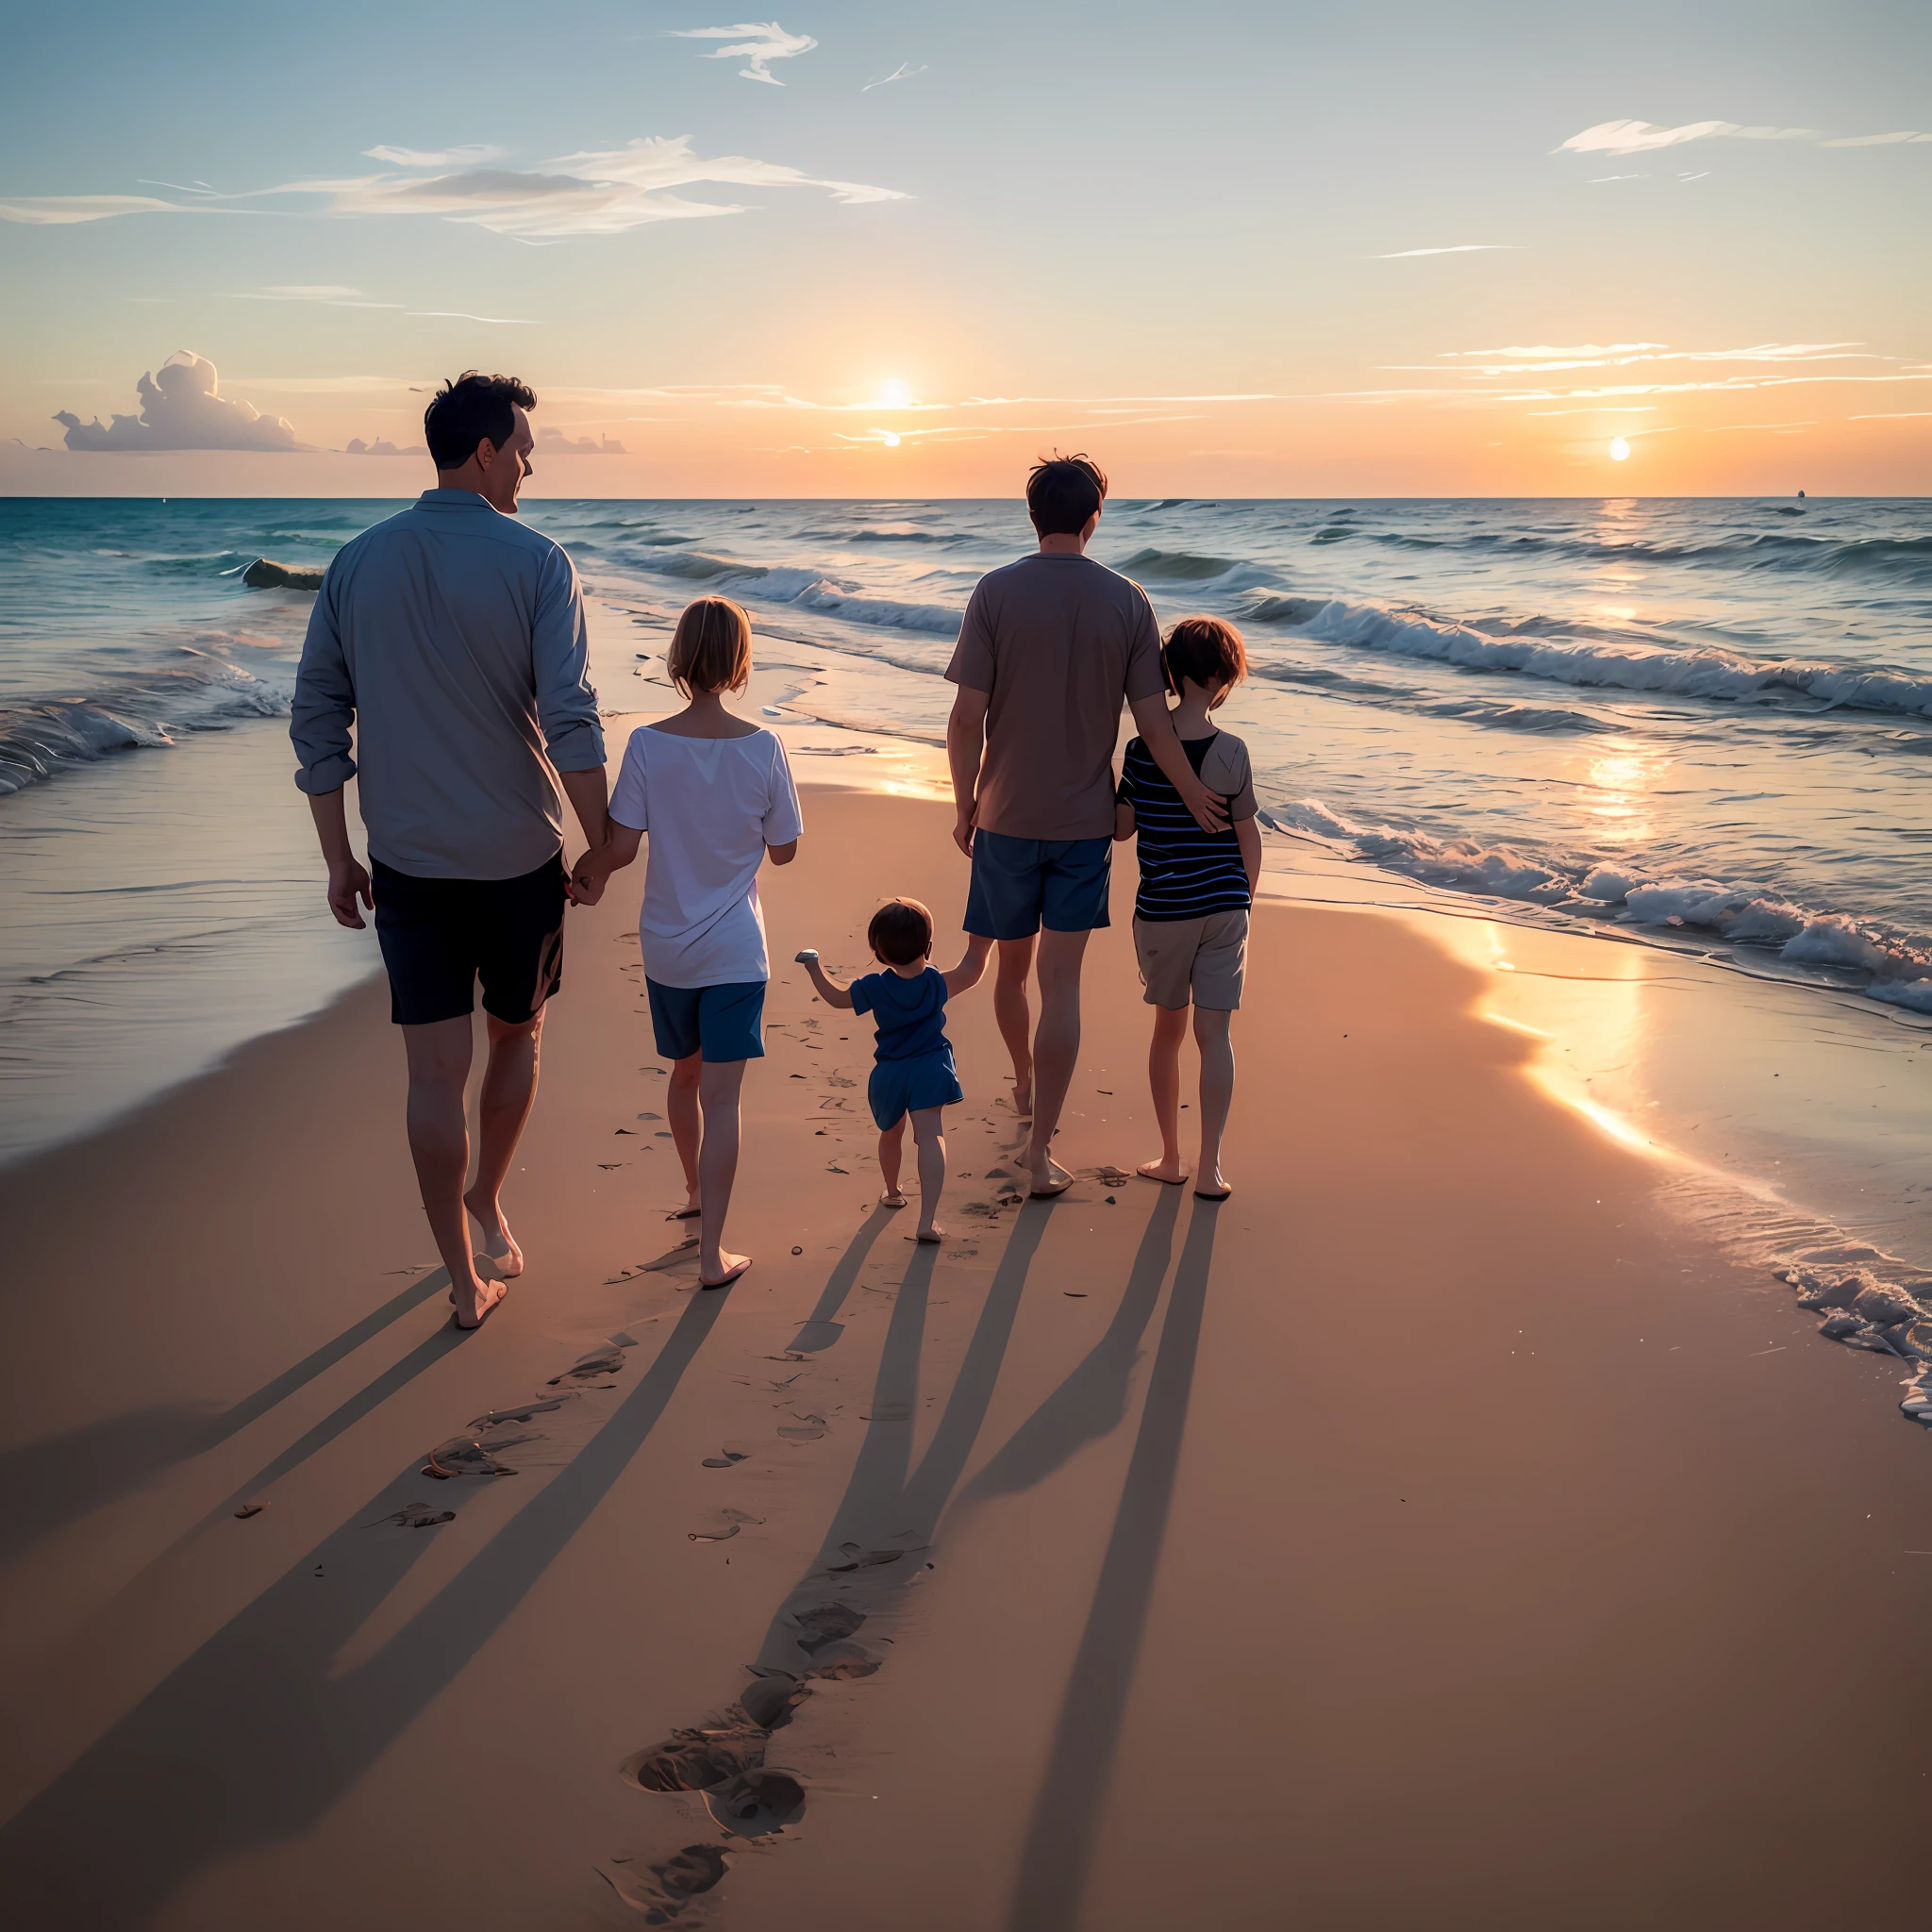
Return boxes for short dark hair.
[868,897,934,966]
[1025,453,1108,537]
[1161,615,1247,694]
[425,371,536,470]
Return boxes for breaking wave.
[0,655,291,795]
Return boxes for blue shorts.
[964,831,1112,941]
[645,978,766,1063]
[869,1047,965,1129]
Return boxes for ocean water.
[4,492,1931,1166]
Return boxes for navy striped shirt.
[1117,731,1257,922]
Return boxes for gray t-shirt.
[290,489,604,879]
[944,552,1167,842]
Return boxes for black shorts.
[372,854,567,1027]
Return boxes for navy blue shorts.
[869,1046,964,1129]
[964,831,1112,941]
[645,978,766,1063]
[372,854,566,1028]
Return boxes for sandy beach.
[3,766,1930,1931]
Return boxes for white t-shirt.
[608,724,804,989]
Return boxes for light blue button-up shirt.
[290,490,604,880]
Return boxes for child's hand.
[794,948,820,963]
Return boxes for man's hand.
[568,852,608,906]
[952,805,976,858]
[1174,766,1230,836]
[326,858,374,929]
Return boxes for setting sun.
[1609,438,1631,461]
[877,377,912,409]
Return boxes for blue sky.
[3,0,1927,493]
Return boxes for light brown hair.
[868,896,934,966]
[667,596,754,696]
[1161,614,1248,696]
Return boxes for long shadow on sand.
[758,1194,1054,1665]
[1004,1198,1221,1932]
[958,1186,1181,1507]
[0,1279,728,1928]
[0,1267,453,1566]
[616,1199,1055,1844]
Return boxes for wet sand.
[1,776,1929,1930]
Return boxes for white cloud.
[671,22,817,86]
[54,351,308,451]
[1562,118,1930,157]
[1849,409,1932,421]
[363,144,505,166]
[0,136,905,239]
[1559,119,1814,155]
[1371,244,1522,258]
[863,61,929,92]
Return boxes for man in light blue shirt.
[291,372,608,1327]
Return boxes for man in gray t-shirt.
[291,372,609,1327]
[944,455,1225,1196]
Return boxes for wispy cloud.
[0,192,226,225]
[1410,341,1875,377]
[405,309,541,325]
[1560,118,1931,156]
[53,351,309,451]
[1823,131,1932,147]
[863,61,928,92]
[1371,244,1523,258]
[1850,409,1932,420]
[671,22,817,86]
[363,144,505,167]
[0,137,906,239]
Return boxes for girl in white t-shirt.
[574,598,803,1289]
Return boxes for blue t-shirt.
[850,967,950,1061]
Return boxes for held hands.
[568,849,609,907]
[325,859,374,930]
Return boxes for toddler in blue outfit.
[796,898,986,1241]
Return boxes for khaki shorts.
[1133,909,1249,1011]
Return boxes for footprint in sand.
[598,1843,730,1916]
[548,1347,626,1386]
[703,1769,807,1840]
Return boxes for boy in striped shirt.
[1113,617,1262,1200]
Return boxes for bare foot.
[452,1277,508,1330]
[1029,1156,1074,1199]
[879,1191,908,1209]
[464,1190,525,1279]
[1137,1158,1188,1186]
[700,1253,753,1290]
[1194,1163,1232,1201]
[914,1224,946,1243]
[1010,1077,1034,1119]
